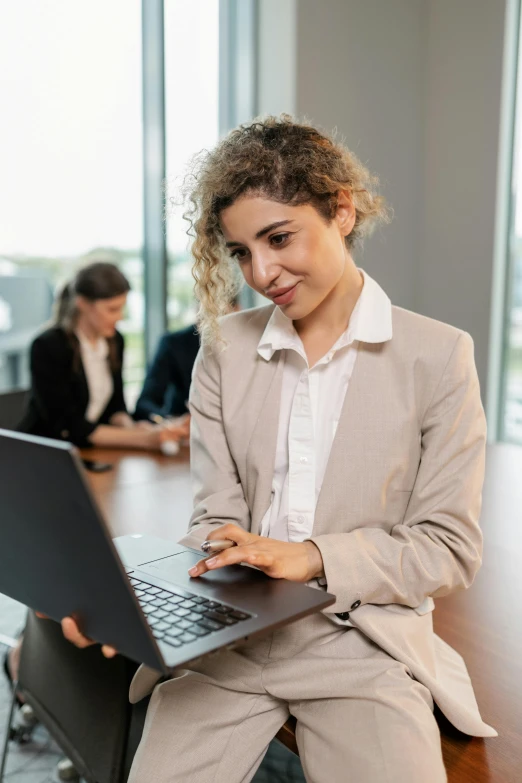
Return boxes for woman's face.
[76,293,127,338]
[219,193,356,320]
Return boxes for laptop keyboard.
[129,577,252,648]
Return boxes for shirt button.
[297,515,305,523]
[299,456,308,464]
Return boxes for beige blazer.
[132,302,496,738]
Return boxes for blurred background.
[0,0,521,443]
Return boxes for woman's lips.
[272,283,299,305]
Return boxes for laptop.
[0,430,335,674]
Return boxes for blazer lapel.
[313,342,383,535]
[245,350,285,535]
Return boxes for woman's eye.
[270,233,290,246]
[231,247,249,260]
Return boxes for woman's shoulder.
[390,306,476,387]
[391,306,469,352]
[218,305,274,344]
[32,325,73,354]
[196,305,273,372]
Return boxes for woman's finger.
[101,645,118,658]
[188,556,215,576]
[189,544,262,576]
[61,617,95,649]
[206,524,254,547]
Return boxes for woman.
[18,261,189,450]
[63,117,495,782]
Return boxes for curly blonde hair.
[182,114,390,346]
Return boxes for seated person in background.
[133,323,200,421]
[133,296,241,422]
[17,262,188,451]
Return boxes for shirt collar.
[75,329,109,359]
[257,269,393,361]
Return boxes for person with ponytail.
[18,262,188,450]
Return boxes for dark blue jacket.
[134,324,200,421]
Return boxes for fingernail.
[206,557,217,567]
[188,566,198,575]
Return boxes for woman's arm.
[88,421,180,450]
[309,331,486,615]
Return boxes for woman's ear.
[75,295,88,315]
[335,189,356,238]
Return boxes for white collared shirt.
[76,331,113,423]
[256,270,393,620]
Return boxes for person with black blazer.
[18,262,189,450]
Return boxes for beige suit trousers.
[129,614,447,783]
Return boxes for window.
[0,0,144,395]
[0,0,257,405]
[500,3,522,443]
[164,0,220,332]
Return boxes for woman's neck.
[75,316,101,346]
[294,258,364,344]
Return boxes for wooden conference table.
[83,443,522,783]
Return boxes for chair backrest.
[18,611,135,783]
[0,390,29,430]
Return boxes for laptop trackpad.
[142,551,201,574]
[139,551,264,585]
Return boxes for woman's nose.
[251,252,280,290]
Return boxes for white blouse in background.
[76,331,114,423]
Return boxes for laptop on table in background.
[0,430,335,673]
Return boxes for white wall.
[257,0,509,400]
[295,0,426,311]
[418,0,507,398]
[257,0,297,118]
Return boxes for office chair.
[0,390,29,430]
[0,611,137,783]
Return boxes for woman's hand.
[132,415,191,451]
[109,411,136,429]
[35,612,117,658]
[162,414,191,442]
[61,617,118,658]
[188,524,325,583]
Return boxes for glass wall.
[164,0,220,332]
[501,8,522,443]
[0,1,254,410]
[0,0,144,395]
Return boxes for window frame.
[488,0,522,442]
